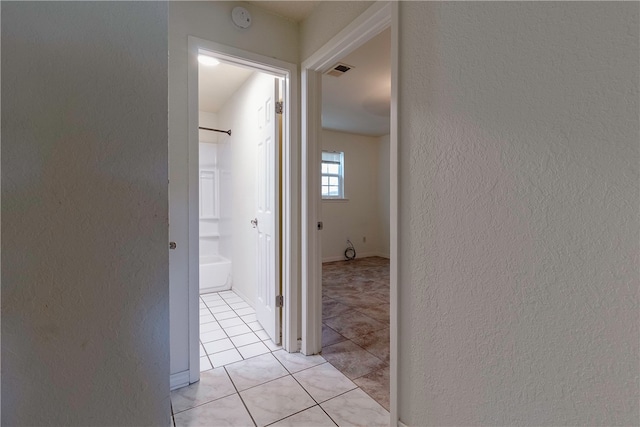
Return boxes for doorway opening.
[301,1,398,422]
[197,56,284,370]
[184,37,299,386]
[318,27,391,410]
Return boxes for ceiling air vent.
[324,62,354,77]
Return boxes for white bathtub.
[199,255,232,293]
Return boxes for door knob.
[250,218,258,228]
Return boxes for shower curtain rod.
[199,126,232,136]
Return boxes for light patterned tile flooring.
[171,289,389,426]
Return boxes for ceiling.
[246,1,321,22]
[199,61,254,113]
[322,28,391,136]
[198,12,390,137]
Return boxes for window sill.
[322,198,349,202]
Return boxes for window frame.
[321,150,345,199]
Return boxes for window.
[321,151,344,199]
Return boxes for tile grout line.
[202,293,247,367]
[202,288,388,410]
[201,290,278,369]
[314,387,363,427]
[206,315,235,358]
[223,352,294,394]
[208,261,386,417]
[262,351,354,425]
[350,382,390,412]
[320,334,390,407]
[185,305,385,424]
[243,362,318,427]
[223,365,259,427]
[324,330,389,369]
[199,297,218,371]
[262,405,322,427]
[322,335,389,373]
[171,390,238,416]
[171,373,243,417]
[284,362,356,425]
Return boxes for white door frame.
[187,36,299,383]
[300,1,399,423]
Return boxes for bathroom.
[198,108,232,294]
[197,53,283,323]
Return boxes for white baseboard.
[230,286,255,309]
[322,252,390,263]
[170,370,190,391]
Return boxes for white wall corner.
[230,286,255,310]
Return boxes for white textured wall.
[321,130,382,261]
[2,2,169,425]
[398,2,639,425]
[377,134,390,258]
[169,1,298,377]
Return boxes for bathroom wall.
[199,111,220,260]
[217,118,233,262]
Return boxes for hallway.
[170,290,389,426]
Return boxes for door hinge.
[276,295,284,307]
[275,101,283,115]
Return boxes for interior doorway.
[197,56,284,369]
[301,1,398,422]
[317,28,392,410]
[181,37,299,386]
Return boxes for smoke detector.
[232,6,252,29]
[324,62,354,77]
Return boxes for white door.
[255,76,281,344]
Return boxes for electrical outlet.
[363,236,366,243]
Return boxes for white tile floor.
[171,290,390,427]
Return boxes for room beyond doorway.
[197,56,283,346]
[169,36,299,390]
[316,13,391,414]
[300,0,398,421]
